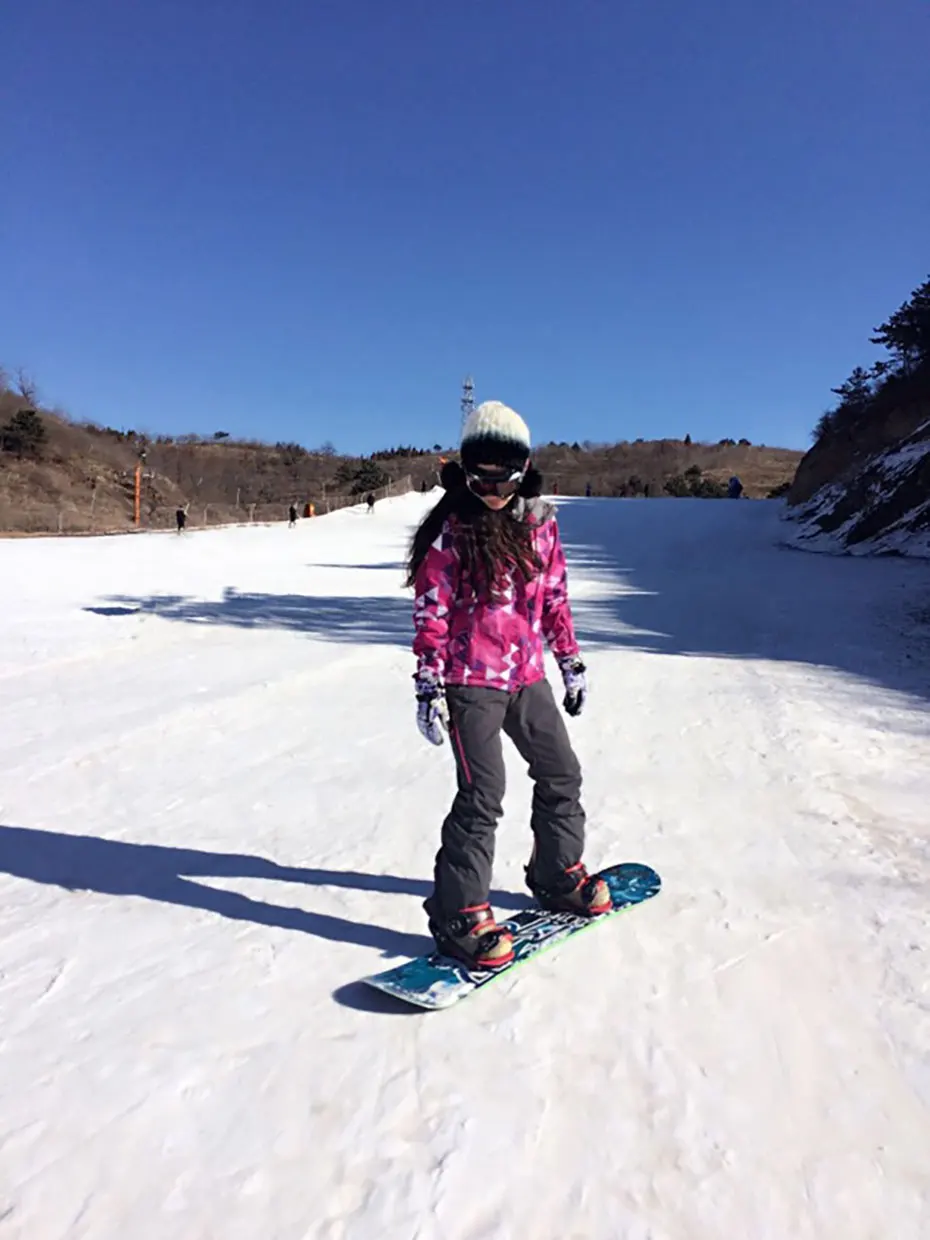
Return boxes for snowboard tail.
[361,861,661,1010]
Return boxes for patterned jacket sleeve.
[540,518,579,661]
[412,522,459,681]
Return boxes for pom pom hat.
[460,401,531,475]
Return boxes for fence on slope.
[0,475,415,538]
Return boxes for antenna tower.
[461,375,475,430]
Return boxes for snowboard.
[361,861,661,1010]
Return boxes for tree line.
[813,275,930,445]
[1,358,797,513]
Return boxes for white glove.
[415,671,448,745]
[558,656,587,717]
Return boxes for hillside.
[786,408,930,557]
[0,407,423,535]
[0,378,801,534]
[532,438,799,501]
[785,276,930,558]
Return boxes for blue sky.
[3,0,928,454]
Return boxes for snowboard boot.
[425,901,515,971]
[525,861,612,917]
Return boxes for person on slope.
[406,400,610,971]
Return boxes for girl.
[407,401,610,970]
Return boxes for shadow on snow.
[0,822,533,971]
[81,500,930,706]
[84,588,414,646]
[555,498,930,709]
[303,561,407,574]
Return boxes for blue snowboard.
[362,862,661,1010]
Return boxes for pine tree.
[869,276,930,376]
[349,459,390,494]
[830,366,873,414]
[1,410,47,458]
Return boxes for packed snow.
[2,493,930,1240]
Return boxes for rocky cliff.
[783,275,930,558]
[784,409,930,557]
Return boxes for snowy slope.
[2,495,930,1240]
[784,418,930,558]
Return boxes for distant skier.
[175,507,187,534]
[288,504,298,527]
[727,475,744,499]
[366,492,376,514]
[406,400,610,972]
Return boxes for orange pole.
[134,463,141,526]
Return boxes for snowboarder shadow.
[0,824,532,982]
[83,590,414,647]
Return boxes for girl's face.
[480,491,515,512]
[467,462,522,510]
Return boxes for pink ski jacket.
[412,498,580,693]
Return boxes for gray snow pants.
[430,678,586,916]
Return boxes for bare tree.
[14,367,39,406]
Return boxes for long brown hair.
[406,467,542,597]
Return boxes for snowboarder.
[175,507,187,534]
[366,492,376,514]
[406,400,610,971]
[288,503,298,527]
[728,475,744,499]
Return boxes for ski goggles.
[465,465,526,498]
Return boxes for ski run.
[2,491,929,1240]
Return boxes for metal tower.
[461,375,474,430]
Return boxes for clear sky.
[3,0,928,454]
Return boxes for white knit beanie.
[460,400,531,472]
